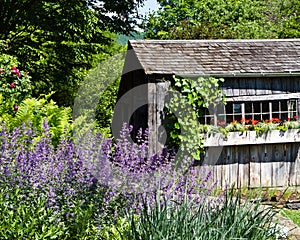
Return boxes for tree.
[145,0,299,39]
[0,0,144,106]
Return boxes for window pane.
[245,102,252,114]
[245,114,252,120]
[272,101,279,112]
[226,103,233,114]
[289,100,296,111]
[253,102,260,113]
[262,102,269,113]
[262,113,269,120]
[281,113,288,121]
[272,112,280,119]
[226,115,233,123]
[233,115,242,122]
[234,103,242,113]
[280,100,288,111]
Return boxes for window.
[200,99,299,124]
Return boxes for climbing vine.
[165,76,225,160]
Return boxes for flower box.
[202,129,300,147]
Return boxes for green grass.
[282,209,300,227]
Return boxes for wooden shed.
[118,39,300,188]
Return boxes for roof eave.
[175,72,300,78]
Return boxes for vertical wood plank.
[238,145,250,188]
[292,143,300,186]
[232,79,240,97]
[271,78,284,94]
[239,79,247,96]
[148,83,157,155]
[260,145,273,187]
[249,145,261,187]
[256,78,268,96]
[245,78,256,96]
[271,144,285,187]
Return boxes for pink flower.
[9,83,15,88]
[13,105,19,111]
[11,67,21,77]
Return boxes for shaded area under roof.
[128,39,300,76]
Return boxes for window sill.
[202,129,300,147]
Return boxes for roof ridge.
[129,39,300,44]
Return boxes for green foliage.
[0,0,143,106]
[0,92,72,146]
[95,77,121,130]
[166,76,224,160]
[126,189,279,240]
[100,217,132,240]
[0,188,67,239]
[225,121,245,132]
[0,53,19,68]
[0,186,104,239]
[145,0,299,39]
[254,122,281,137]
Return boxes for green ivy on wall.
[165,76,225,160]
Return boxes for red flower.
[9,83,15,88]
[241,118,250,124]
[251,119,258,125]
[13,105,18,111]
[287,117,291,121]
[232,120,237,124]
[294,116,298,120]
[271,118,281,123]
[11,67,21,78]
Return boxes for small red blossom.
[287,117,291,121]
[251,119,258,125]
[240,118,250,124]
[271,118,281,123]
[11,67,21,78]
[294,116,298,120]
[232,120,238,124]
[13,105,19,111]
[9,83,15,88]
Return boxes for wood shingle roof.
[128,39,300,76]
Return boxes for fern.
[1,92,72,146]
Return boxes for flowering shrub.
[0,122,218,238]
[0,65,32,115]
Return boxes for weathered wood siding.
[148,79,171,154]
[221,77,300,97]
[203,140,300,188]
